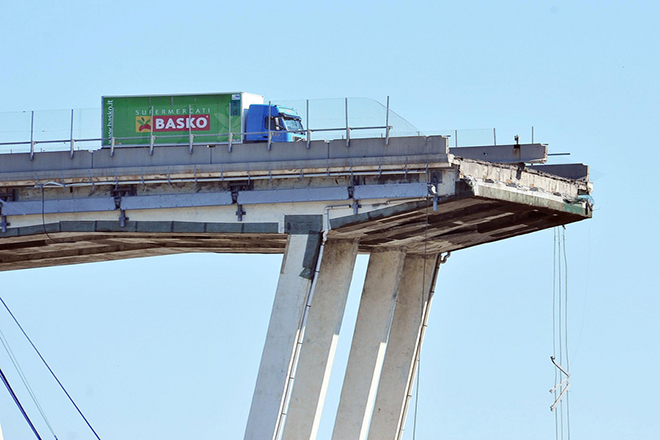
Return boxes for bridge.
[0,135,591,439]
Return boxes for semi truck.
[102,92,305,147]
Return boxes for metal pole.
[149,106,155,156]
[268,101,272,151]
[493,128,497,146]
[70,109,75,158]
[110,106,116,157]
[228,103,232,152]
[29,111,35,161]
[345,98,350,147]
[385,96,391,146]
[454,129,458,148]
[306,99,310,149]
[188,104,193,154]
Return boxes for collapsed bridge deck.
[0,135,591,271]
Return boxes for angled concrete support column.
[244,231,321,440]
[282,239,359,440]
[367,254,440,440]
[332,248,407,440]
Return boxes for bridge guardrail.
[0,98,537,160]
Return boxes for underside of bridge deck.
[0,186,590,271]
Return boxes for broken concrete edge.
[453,156,592,197]
[529,163,589,182]
[471,183,592,218]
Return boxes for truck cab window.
[283,118,303,132]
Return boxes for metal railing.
[0,98,400,159]
[0,98,539,160]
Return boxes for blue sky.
[1,1,659,439]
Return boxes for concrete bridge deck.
[0,136,590,271]
[0,135,591,440]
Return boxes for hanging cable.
[0,328,58,439]
[408,194,452,440]
[562,228,572,439]
[552,229,559,440]
[0,365,43,440]
[550,227,571,440]
[558,228,564,440]
[39,185,56,242]
[412,196,431,440]
[0,297,102,440]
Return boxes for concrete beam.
[282,239,359,440]
[331,248,406,440]
[0,136,451,187]
[450,143,547,164]
[368,254,440,440]
[530,163,590,181]
[243,233,320,440]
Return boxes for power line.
[0,327,58,438]
[0,297,102,440]
[0,365,43,440]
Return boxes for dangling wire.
[0,297,102,440]
[0,366,43,439]
[40,184,56,241]
[409,194,451,440]
[0,327,58,439]
[551,227,571,440]
[562,228,572,438]
[412,196,431,440]
[552,229,559,440]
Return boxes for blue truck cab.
[244,104,306,143]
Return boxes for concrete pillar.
[244,234,319,440]
[282,239,359,440]
[367,254,440,440]
[331,248,407,440]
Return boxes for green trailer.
[102,92,264,146]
